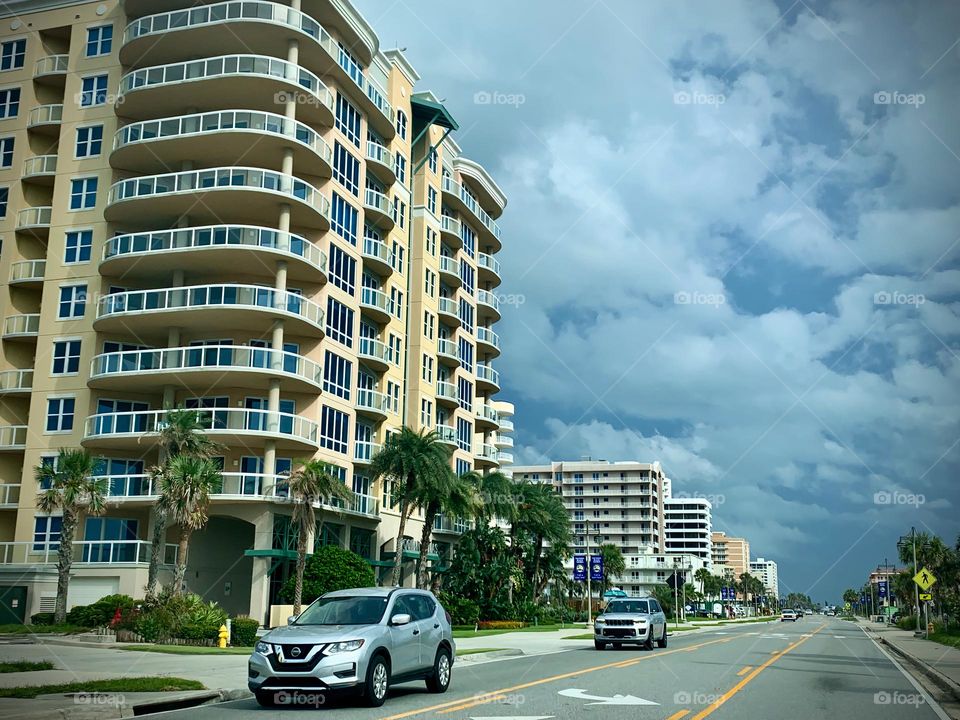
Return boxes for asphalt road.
[148,618,949,720]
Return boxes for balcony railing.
[477,289,500,313]
[91,345,323,388]
[2,315,40,338]
[16,207,52,230]
[119,54,334,115]
[103,225,326,275]
[84,408,318,446]
[497,451,513,465]
[361,236,394,267]
[33,54,68,78]
[0,484,20,506]
[113,110,331,167]
[439,256,459,278]
[357,337,391,366]
[435,424,456,444]
[96,284,324,332]
[356,389,389,415]
[28,104,63,128]
[0,541,177,566]
[442,176,502,242]
[364,188,390,215]
[477,327,501,350]
[9,260,46,284]
[436,381,458,402]
[476,405,499,424]
[477,444,499,462]
[0,426,27,450]
[23,155,57,178]
[478,253,501,278]
[438,297,458,319]
[475,364,500,387]
[434,514,471,534]
[360,287,393,316]
[0,370,33,394]
[437,338,457,360]
[353,441,382,464]
[366,141,393,170]
[440,215,461,237]
[498,417,514,432]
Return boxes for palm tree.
[287,460,354,615]
[35,449,107,624]
[414,469,479,589]
[146,409,221,598]
[369,427,451,587]
[521,484,571,599]
[598,543,626,596]
[695,567,711,597]
[473,470,516,525]
[155,455,221,595]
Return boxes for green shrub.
[897,616,918,631]
[279,546,375,605]
[175,623,220,641]
[231,617,259,647]
[31,612,54,626]
[131,588,228,643]
[66,594,135,628]
[437,593,479,626]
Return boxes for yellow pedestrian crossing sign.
[913,568,937,591]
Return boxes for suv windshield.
[607,600,650,614]
[295,596,388,625]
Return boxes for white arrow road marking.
[832,635,847,639]
[558,689,659,706]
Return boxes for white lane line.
[861,627,951,720]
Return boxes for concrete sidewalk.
[862,620,960,701]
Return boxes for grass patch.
[453,623,586,639]
[0,677,205,699]
[458,648,503,655]
[0,624,90,635]
[563,633,596,640]
[118,644,253,655]
[928,633,960,650]
[0,660,54,673]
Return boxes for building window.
[0,186,7,217]
[456,458,471,476]
[0,136,12,168]
[458,338,474,372]
[428,148,437,173]
[394,153,406,184]
[46,397,76,432]
[335,94,361,147]
[390,288,403,319]
[325,297,354,348]
[461,223,476,258]
[86,25,113,57]
[423,311,435,340]
[320,405,349,454]
[58,285,87,319]
[52,340,81,375]
[0,39,26,71]
[425,228,437,255]
[331,192,358,245]
[34,516,62,551]
[456,417,472,452]
[388,334,401,365]
[395,110,407,140]
[76,125,103,158]
[64,229,93,263]
[386,380,400,413]
[458,377,473,412]
[70,177,97,210]
[323,351,352,400]
[393,198,406,229]
[391,241,404,274]
[0,87,19,118]
[459,299,474,332]
[333,141,360,195]
[328,243,356,295]
[422,354,433,383]
[420,398,432,427]
[460,260,475,294]
[80,75,108,107]
[427,186,437,214]
[424,269,436,297]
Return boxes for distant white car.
[781,610,798,622]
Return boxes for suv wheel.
[254,690,275,707]
[594,640,606,650]
[426,647,452,693]
[643,632,654,650]
[364,655,390,707]
[656,627,668,648]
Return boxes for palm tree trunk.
[391,500,410,587]
[530,534,544,601]
[54,509,76,625]
[146,507,166,598]
[417,502,439,590]
[173,526,190,596]
[294,532,308,616]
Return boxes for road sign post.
[913,566,937,639]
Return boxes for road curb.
[457,649,524,663]
[877,636,960,703]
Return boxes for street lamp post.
[897,527,922,637]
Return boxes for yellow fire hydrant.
[218,624,229,649]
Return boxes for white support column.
[248,509,274,627]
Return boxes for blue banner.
[590,554,604,581]
[878,580,888,597]
[573,555,586,581]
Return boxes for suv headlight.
[255,641,272,656]
[594,617,605,625]
[634,618,647,624]
[325,640,364,654]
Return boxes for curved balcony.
[440,216,462,248]
[439,256,460,287]
[359,287,393,324]
[442,176,503,252]
[0,369,32,396]
[355,388,389,420]
[496,434,514,449]
[475,364,500,392]
[353,441,382,466]
[94,284,324,340]
[22,155,57,185]
[437,338,458,366]
[436,381,458,407]
[112,110,332,177]
[363,188,394,230]
[476,443,500,467]
[117,55,334,125]
[28,104,63,134]
[476,327,501,357]
[477,289,501,321]
[365,141,395,185]
[89,345,323,394]
[121,0,393,137]
[438,297,459,326]
[478,253,502,286]
[475,404,499,430]
[0,484,19,507]
[498,417,514,432]
[498,451,514,466]
[9,260,45,286]
[33,55,67,86]
[101,225,326,284]
[105,167,330,230]
[361,236,394,276]
[16,207,52,238]
[357,337,390,372]
[2,315,39,341]
[0,426,27,452]
[435,423,457,447]
[83,408,319,453]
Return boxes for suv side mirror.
[391,613,411,626]
[287,615,297,625]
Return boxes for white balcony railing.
[498,418,515,432]
[439,256,459,277]
[475,364,500,387]
[0,426,27,449]
[476,405,499,424]
[363,188,390,215]
[436,381,458,402]
[28,104,63,127]
[477,289,500,312]
[435,424,456,444]
[366,141,393,169]
[33,54,68,77]
[440,215,461,237]
[0,369,33,394]
[0,484,20,505]
[438,297,458,319]
[353,441,382,463]
[362,236,394,267]
[356,389,389,414]
[357,337,391,365]
[360,287,393,316]
[442,176,502,242]
[0,540,177,566]
[477,443,499,462]
[16,207,52,230]
[9,260,46,283]
[23,155,58,178]
[476,327,501,350]
[437,338,457,359]
[2,315,40,338]
[478,252,501,277]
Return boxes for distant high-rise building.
[749,557,779,598]
[664,497,713,565]
[711,532,750,579]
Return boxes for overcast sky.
[355,0,960,602]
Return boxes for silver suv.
[248,588,455,707]
[594,597,668,650]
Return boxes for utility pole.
[898,528,922,637]
[585,530,592,627]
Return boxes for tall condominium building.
[513,461,666,554]
[711,532,750,580]
[0,0,513,624]
[663,496,712,566]
[748,557,778,598]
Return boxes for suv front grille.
[604,619,635,627]
[267,643,324,672]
